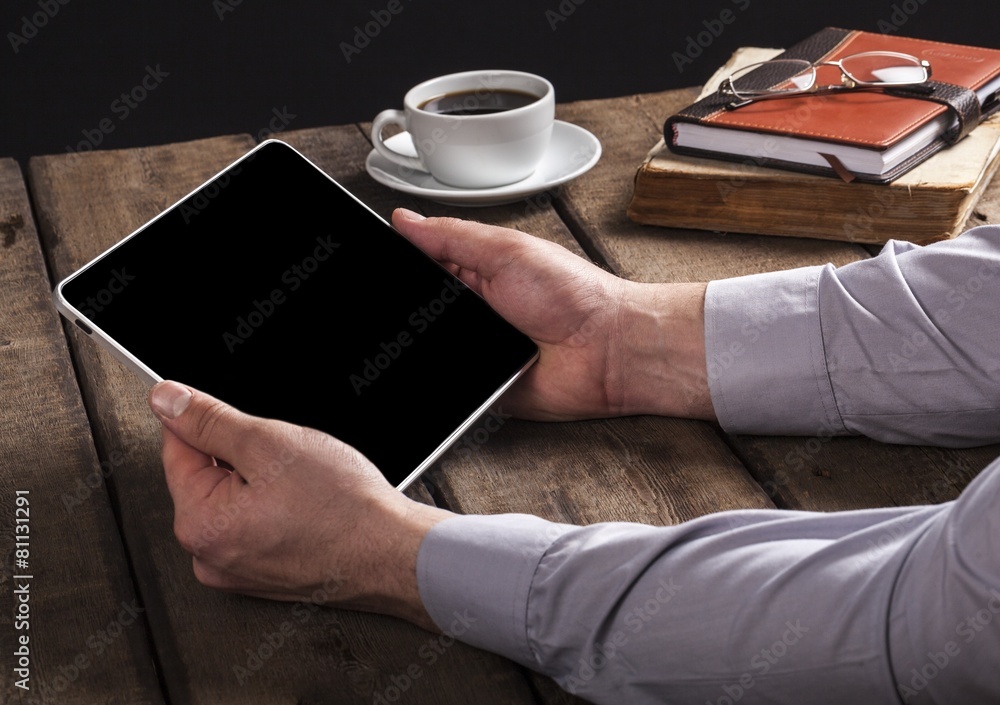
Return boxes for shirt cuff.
[416,513,571,668]
[705,265,847,437]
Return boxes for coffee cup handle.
[371,110,426,174]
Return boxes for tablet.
[53,140,539,491]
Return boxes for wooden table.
[3,87,999,705]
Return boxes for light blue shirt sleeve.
[706,224,1000,446]
[419,467,1000,704]
[416,225,1000,704]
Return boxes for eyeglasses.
[718,51,932,108]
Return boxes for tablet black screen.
[59,141,538,487]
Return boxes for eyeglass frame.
[717,51,933,109]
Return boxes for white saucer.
[365,120,601,207]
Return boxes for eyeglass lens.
[839,53,927,84]
[728,60,814,98]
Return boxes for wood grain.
[555,88,1000,510]
[0,159,162,704]
[29,136,536,705]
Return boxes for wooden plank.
[0,159,162,704]
[726,433,1000,510]
[555,88,1000,510]
[29,136,536,705]
[431,415,772,524]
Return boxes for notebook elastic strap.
[887,80,982,145]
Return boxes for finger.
[149,381,265,480]
[161,424,232,506]
[392,209,530,281]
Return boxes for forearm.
[360,499,451,631]
[416,459,1000,704]
[706,224,1000,446]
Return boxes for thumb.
[391,208,528,280]
[149,381,259,475]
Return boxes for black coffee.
[419,89,539,116]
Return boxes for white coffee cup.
[371,70,555,189]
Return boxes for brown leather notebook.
[665,28,1000,183]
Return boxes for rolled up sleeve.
[706,224,1000,446]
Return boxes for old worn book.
[628,47,1000,244]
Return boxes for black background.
[2,0,996,167]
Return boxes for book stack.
[628,37,1000,245]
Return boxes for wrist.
[356,495,452,630]
[613,281,715,420]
